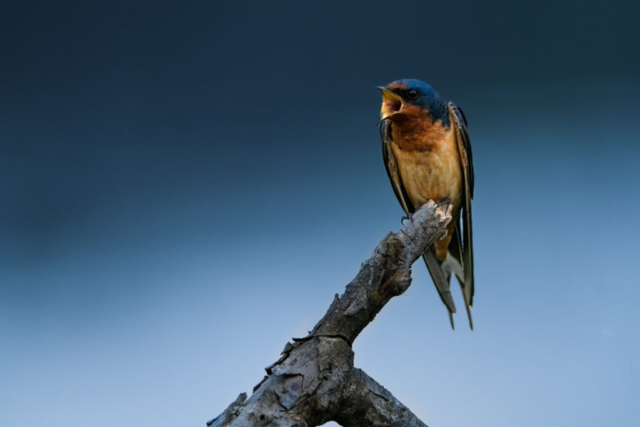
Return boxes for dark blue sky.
[1,2,639,426]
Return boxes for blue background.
[1,1,639,426]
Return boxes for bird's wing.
[448,102,475,329]
[380,120,458,319]
[380,121,412,215]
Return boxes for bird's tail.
[423,225,473,330]
[423,248,457,328]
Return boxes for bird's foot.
[435,198,452,214]
[435,197,451,207]
[401,213,414,225]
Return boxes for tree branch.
[336,368,428,427]
[207,200,451,427]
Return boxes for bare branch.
[336,368,428,427]
[208,200,451,426]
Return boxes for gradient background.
[1,2,639,426]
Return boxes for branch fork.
[208,200,451,427]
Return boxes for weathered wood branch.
[336,368,429,426]
[207,200,452,427]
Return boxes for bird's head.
[377,79,448,125]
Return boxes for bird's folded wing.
[448,102,475,313]
[380,121,412,215]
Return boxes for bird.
[377,78,474,330]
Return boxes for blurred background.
[1,1,639,426]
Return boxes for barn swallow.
[378,79,474,329]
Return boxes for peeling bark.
[207,200,451,427]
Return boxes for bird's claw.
[401,214,413,225]
[435,198,452,215]
[435,197,451,207]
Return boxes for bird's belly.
[392,141,463,211]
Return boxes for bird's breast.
[391,124,463,211]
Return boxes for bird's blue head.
[378,79,449,126]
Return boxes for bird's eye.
[407,89,419,99]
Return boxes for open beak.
[377,86,403,121]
